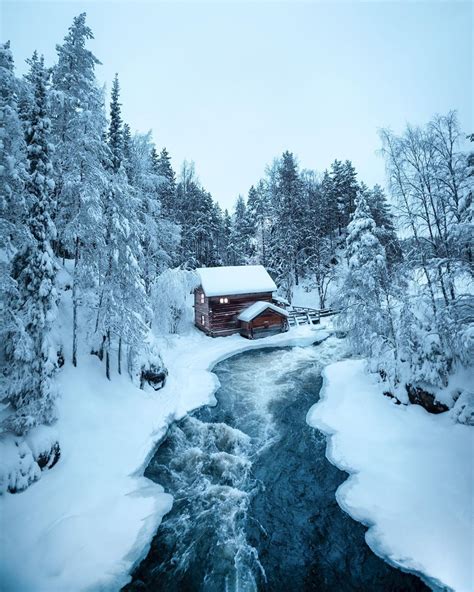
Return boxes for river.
[124,337,428,592]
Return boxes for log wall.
[194,288,274,337]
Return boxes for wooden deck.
[287,306,338,327]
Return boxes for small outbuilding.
[238,301,289,339]
[194,265,288,338]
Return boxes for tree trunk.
[106,330,111,381]
[118,336,122,375]
[72,237,80,367]
[72,295,78,367]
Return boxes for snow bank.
[307,359,474,592]
[0,322,328,592]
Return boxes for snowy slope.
[307,359,474,592]
[0,321,327,592]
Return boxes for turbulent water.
[124,338,428,592]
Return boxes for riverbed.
[124,338,427,591]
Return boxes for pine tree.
[96,75,148,379]
[4,56,59,435]
[336,188,398,371]
[122,130,179,295]
[268,151,304,295]
[0,41,28,255]
[229,195,253,265]
[246,182,270,264]
[154,147,176,218]
[51,13,108,366]
[366,183,402,264]
[330,159,358,236]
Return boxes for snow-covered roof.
[196,265,277,297]
[273,294,290,306]
[237,301,289,322]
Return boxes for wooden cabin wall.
[207,292,273,336]
[240,309,288,338]
[194,287,210,332]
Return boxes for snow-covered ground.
[307,359,474,592]
[0,322,327,592]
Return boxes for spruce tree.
[268,151,304,294]
[51,13,108,366]
[336,188,397,369]
[4,56,59,435]
[154,147,176,218]
[229,195,253,265]
[366,184,402,264]
[0,41,28,255]
[96,75,149,379]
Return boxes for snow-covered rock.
[450,391,474,426]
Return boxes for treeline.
[222,154,400,305]
[1,11,472,442]
[338,114,473,403]
[0,15,187,435]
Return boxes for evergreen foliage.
[4,56,59,434]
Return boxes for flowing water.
[124,337,428,592]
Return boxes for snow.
[307,359,474,592]
[237,301,288,322]
[0,315,328,591]
[196,265,277,297]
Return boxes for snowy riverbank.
[0,324,327,592]
[307,359,474,592]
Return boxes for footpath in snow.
[307,359,474,592]
[0,324,326,592]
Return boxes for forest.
[1,13,473,447]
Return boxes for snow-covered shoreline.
[307,359,474,592]
[0,324,327,592]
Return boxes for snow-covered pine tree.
[246,182,270,265]
[0,41,28,256]
[336,186,398,374]
[174,161,220,267]
[153,147,176,219]
[330,159,358,236]
[50,13,108,366]
[365,183,402,264]
[121,130,179,296]
[96,75,149,379]
[267,151,304,296]
[4,56,60,435]
[301,170,338,308]
[229,194,253,265]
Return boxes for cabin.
[194,265,289,338]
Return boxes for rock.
[36,441,61,470]
[26,425,61,471]
[405,384,449,414]
[140,366,168,391]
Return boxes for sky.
[2,0,472,210]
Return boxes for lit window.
[219,297,229,304]
[200,293,204,304]
[201,314,205,325]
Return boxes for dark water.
[124,339,428,592]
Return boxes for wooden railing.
[287,306,338,327]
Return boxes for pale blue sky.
[2,1,472,209]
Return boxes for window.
[201,314,205,325]
[219,297,229,304]
[200,293,204,304]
